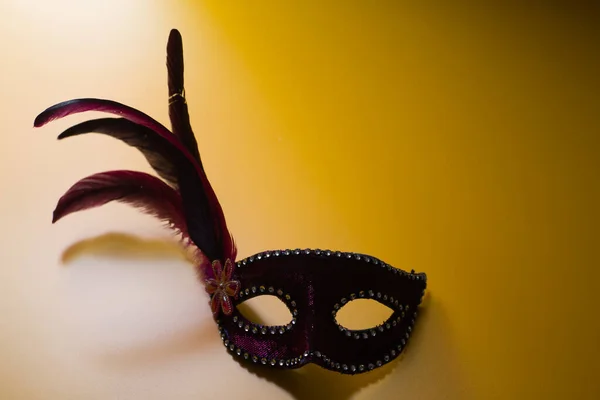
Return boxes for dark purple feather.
[58,118,179,188]
[167,29,202,165]
[53,170,188,239]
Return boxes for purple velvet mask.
[35,29,427,375]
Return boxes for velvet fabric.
[212,249,427,374]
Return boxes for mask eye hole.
[335,299,394,331]
[237,295,293,326]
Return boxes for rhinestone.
[293,309,298,316]
[283,250,290,255]
[242,260,247,266]
[270,328,276,334]
[390,296,394,303]
[408,326,412,332]
[354,254,361,260]
[285,294,291,301]
[265,252,271,258]
[294,249,301,255]
[268,286,275,293]
[376,360,382,367]
[346,253,352,259]
[291,319,297,325]
[378,326,384,332]
[244,289,250,295]
[236,348,242,356]
[372,259,379,265]
[341,298,348,304]
[359,365,365,372]
[256,254,262,260]
[251,286,257,293]
[252,327,258,334]
[368,363,374,370]
[370,330,377,337]
[239,291,244,298]
[277,289,283,296]
[286,324,293,330]
[274,250,281,256]
[354,334,360,339]
[397,344,402,351]
[334,303,340,310]
[229,344,235,351]
[335,251,342,257]
[350,293,356,300]
[270,359,276,366]
[220,333,226,339]
[238,321,243,328]
[335,363,341,369]
[224,340,229,347]
[346,331,352,337]
[244,353,249,360]
[325,250,332,256]
[279,327,285,334]
[279,360,285,366]
[383,294,388,301]
[384,355,390,362]
[358,291,365,298]
[244,325,250,332]
[385,323,391,329]
[401,338,406,345]
[252,355,258,363]
[362,332,369,339]
[291,300,296,307]
[303,249,310,255]
[392,320,397,327]
[399,304,404,311]
[342,364,348,371]
[259,286,265,293]
[350,365,357,373]
[315,250,321,255]
[261,358,267,365]
[376,292,382,299]
[261,327,267,334]
[315,351,322,358]
[285,360,291,366]
[368,290,374,297]
[233,316,238,322]
[303,351,310,357]
[394,300,399,307]
[391,350,396,356]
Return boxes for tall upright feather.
[167,29,202,165]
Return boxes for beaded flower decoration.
[35,29,427,374]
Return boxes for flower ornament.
[205,259,240,316]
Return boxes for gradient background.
[1,1,598,399]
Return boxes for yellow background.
[0,1,598,399]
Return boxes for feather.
[36,29,238,264]
[167,29,202,165]
[53,170,188,239]
[58,118,179,188]
[36,97,235,262]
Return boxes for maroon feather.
[53,170,188,239]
